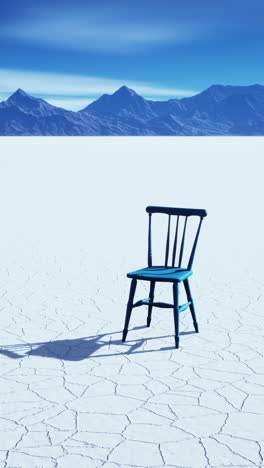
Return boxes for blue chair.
[122,206,207,348]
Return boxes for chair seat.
[127,266,193,283]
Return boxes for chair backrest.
[146,206,207,270]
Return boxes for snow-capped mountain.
[0,89,108,136]
[1,84,264,136]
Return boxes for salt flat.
[0,137,264,468]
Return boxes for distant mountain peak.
[113,86,138,97]
[7,88,36,104]
[193,84,234,103]
[207,84,224,89]
[11,88,30,98]
[2,88,64,118]
[205,83,264,93]
[203,84,230,93]
[15,88,28,95]
[80,84,146,115]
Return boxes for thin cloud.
[0,92,10,102]
[46,98,94,111]
[1,9,204,53]
[0,69,197,110]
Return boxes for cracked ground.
[0,137,264,467]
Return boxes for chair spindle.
[187,217,203,269]
[165,215,171,267]
[171,215,179,267]
[178,216,188,267]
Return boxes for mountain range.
[1,84,264,136]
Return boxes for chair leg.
[147,281,155,327]
[122,279,137,342]
[183,278,199,333]
[173,282,180,349]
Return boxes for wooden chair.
[122,206,207,348]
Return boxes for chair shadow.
[0,327,196,361]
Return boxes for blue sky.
[0,0,264,110]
